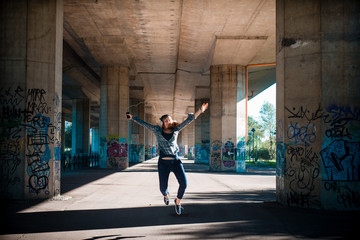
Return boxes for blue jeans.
[158,158,187,199]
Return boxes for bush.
[257,147,270,160]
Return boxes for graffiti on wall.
[321,140,360,181]
[285,145,321,207]
[283,104,360,208]
[195,141,210,164]
[145,145,152,160]
[210,140,242,170]
[0,86,25,196]
[26,113,52,194]
[107,139,128,157]
[284,105,325,207]
[223,141,235,160]
[100,135,129,169]
[321,105,360,208]
[25,88,56,195]
[0,86,58,196]
[130,143,145,163]
[210,140,222,171]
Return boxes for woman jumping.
[126,103,208,215]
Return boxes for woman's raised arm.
[127,113,158,132]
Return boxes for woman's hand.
[194,102,209,119]
[126,112,133,120]
[201,103,208,113]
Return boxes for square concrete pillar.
[129,98,145,163]
[91,127,100,154]
[195,98,210,164]
[0,0,63,199]
[99,66,129,169]
[276,0,360,210]
[71,98,90,156]
[144,113,153,160]
[186,106,195,160]
[210,65,247,172]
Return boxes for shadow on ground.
[1,190,357,239]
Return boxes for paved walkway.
[1,158,356,239]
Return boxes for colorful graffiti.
[283,103,360,209]
[210,140,240,170]
[210,140,222,171]
[107,140,128,157]
[99,135,129,169]
[321,140,360,181]
[223,141,235,161]
[0,86,26,197]
[287,121,317,146]
[25,113,52,194]
[195,143,210,164]
[0,86,59,196]
[130,143,145,163]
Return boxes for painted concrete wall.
[71,98,90,156]
[0,0,63,199]
[195,99,210,164]
[210,65,247,172]
[129,98,145,163]
[99,66,129,169]
[276,0,360,210]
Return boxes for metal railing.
[61,153,100,171]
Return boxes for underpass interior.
[1,0,359,238]
[61,0,277,171]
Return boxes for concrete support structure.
[181,118,189,157]
[143,113,158,159]
[186,106,195,160]
[195,99,210,164]
[144,113,152,160]
[129,98,145,163]
[91,127,99,154]
[276,0,360,210]
[0,0,63,199]
[99,66,129,169]
[210,65,247,172]
[71,98,90,156]
[61,112,66,154]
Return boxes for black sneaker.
[164,195,170,205]
[174,199,183,215]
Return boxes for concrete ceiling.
[63,0,275,123]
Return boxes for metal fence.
[61,153,100,171]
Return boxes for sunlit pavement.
[1,158,356,239]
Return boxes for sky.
[248,83,276,120]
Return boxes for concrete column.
[195,99,210,164]
[71,98,90,156]
[0,0,63,199]
[61,112,66,154]
[99,66,129,169]
[187,107,195,160]
[181,123,189,157]
[151,115,158,158]
[210,65,247,172]
[144,113,152,160]
[129,98,145,163]
[276,0,360,210]
[91,127,99,154]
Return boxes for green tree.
[248,116,264,139]
[247,116,264,160]
[65,121,72,153]
[259,101,276,158]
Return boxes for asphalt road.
[1,158,357,239]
